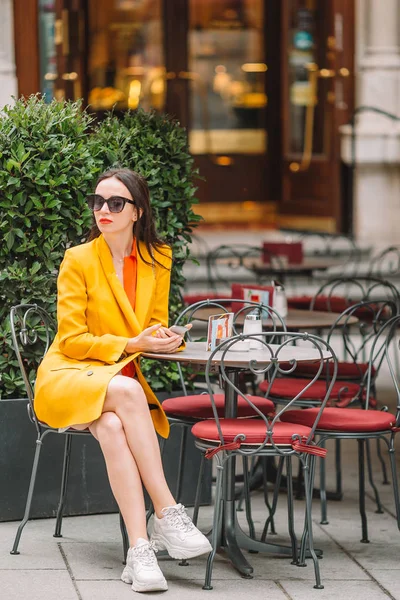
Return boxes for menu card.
[207,312,234,351]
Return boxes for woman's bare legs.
[101,376,176,516]
[89,412,148,545]
[72,375,175,547]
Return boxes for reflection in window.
[188,0,267,155]
[87,0,165,113]
[38,0,56,101]
[287,1,324,155]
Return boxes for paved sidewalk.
[0,432,399,600]
[1,365,400,600]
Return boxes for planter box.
[0,395,211,522]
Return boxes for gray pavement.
[1,429,399,600]
[1,357,400,599]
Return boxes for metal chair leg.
[303,456,324,589]
[242,456,255,540]
[286,456,298,565]
[11,436,44,554]
[295,458,304,500]
[335,439,343,497]
[261,457,277,535]
[203,457,224,591]
[119,513,129,562]
[358,439,369,543]
[192,452,206,526]
[376,438,389,485]
[54,434,73,538]
[365,439,384,514]
[261,456,284,541]
[388,443,400,530]
[237,456,256,512]
[319,440,328,524]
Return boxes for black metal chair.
[281,313,400,544]
[205,243,287,296]
[367,245,400,279]
[146,298,286,533]
[191,330,338,590]
[261,298,399,523]
[8,303,129,559]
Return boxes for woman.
[34,167,211,593]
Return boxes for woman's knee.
[105,376,148,413]
[91,411,124,444]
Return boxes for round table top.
[142,341,332,369]
[191,307,358,330]
[243,256,343,275]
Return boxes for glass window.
[38,0,57,101]
[188,0,267,155]
[87,0,165,114]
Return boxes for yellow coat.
[34,234,171,437]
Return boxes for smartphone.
[169,324,190,336]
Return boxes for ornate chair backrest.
[281,229,361,274]
[9,304,55,430]
[325,299,399,407]
[172,298,287,396]
[205,244,282,295]
[367,246,400,279]
[310,276,400,313]
[204,331,338,457]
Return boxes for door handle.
[289,62,319,173]
[289,63,337,173]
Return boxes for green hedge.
[0,96,200,398]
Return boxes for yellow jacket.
[34,234,171,437]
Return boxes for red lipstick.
[99,218,112,224]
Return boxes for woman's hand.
[125,324,183,354]
[154,323,193,339]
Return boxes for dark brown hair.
[87,167,168,268]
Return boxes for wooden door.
[183,0,270,207]
[280,0,355,231]
[52,0,86,102]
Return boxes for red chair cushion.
[191,419,312,445]
[287,295,383,321]
[293,361,376,381]
[280,407,397,432]
[162,394,275,419]
[287,295,347,312]
[259,377,360,402]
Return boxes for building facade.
[2,0,400,247]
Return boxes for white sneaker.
[121,538,168,593]
[150,503,212,560]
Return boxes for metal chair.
[281,313,400,543]
[367,245,400,279]
[191,330,338,590]
[8,304,129,559]
[204,243,288,296]
[261,298,398,521]
[150,298,286,533]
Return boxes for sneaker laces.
[131,541,158,566]
[161,504,195,533]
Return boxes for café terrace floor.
[0,358,399,600]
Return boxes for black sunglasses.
[86,194,135,213]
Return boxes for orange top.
[121,239,137,378]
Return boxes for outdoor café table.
[192,306,358,331]
[143,341,331,577]
[241,256,343,279]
